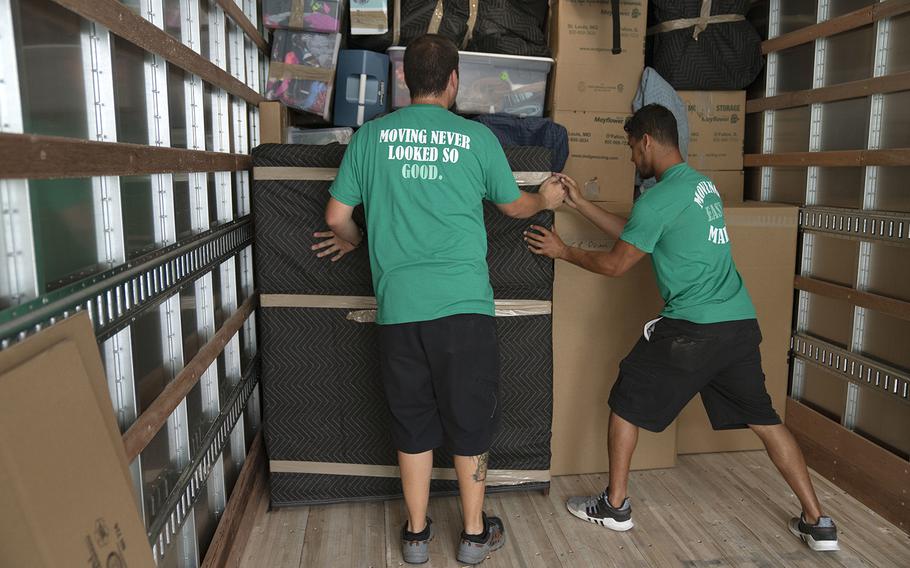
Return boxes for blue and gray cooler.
[333,50,389,127]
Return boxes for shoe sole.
[455,533,506,565]
[788,524,840,552]
[566,503,634,532]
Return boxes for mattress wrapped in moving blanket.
[647,0,763,90]
[260,303,552,506]
[251,144,554,299]
[251,142,554,506]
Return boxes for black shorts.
[378,313,501,456]
[608,317,782,433]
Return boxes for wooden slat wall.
[4,1,270,565]
[761,0,910,54]
[49,0,265,105]
[748,0,910,535]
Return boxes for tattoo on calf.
[472,452,489,482]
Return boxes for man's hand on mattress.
[312,231,357,262]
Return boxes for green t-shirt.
[330,104,521,325]
[620,163,756,324]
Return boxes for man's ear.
[641,133,653,151]
[449,69,458,90]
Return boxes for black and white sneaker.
[566,490,633,531]
[788,514,839,552]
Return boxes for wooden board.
[204,432,267,568]
[795,275,910,322]
[214,0,268,53]
[0,133,252,180]
[744,148,910,168]
[786,399,910,533]
[746,72,910,114]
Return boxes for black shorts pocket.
[649,319,719,373]
[666,335,716,372]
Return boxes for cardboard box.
[549,0,647,112]
[551,204,677,475]
[704,170,745,203]
[680,91,746,171]
[675,202,799,454]
[0,314,155,568]
[259,101,288,145]
[553,110,635,203]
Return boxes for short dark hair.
[404,34,459,99]
[623,104,679,148]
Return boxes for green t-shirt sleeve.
[481,131,521,204]
[620,200,663,254]
[329,128,365,206]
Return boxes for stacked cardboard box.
[676,202,798,454]
[680,90,747,203]
[549,0,647,204]
[551,205,676,474]
[548,1,668,474]
[551,202,799,472]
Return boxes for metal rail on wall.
[0,218,253,348]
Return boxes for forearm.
[560,246,621,277]
[508,191,548,219]
[327,217,362,246]
[575,200,627,240]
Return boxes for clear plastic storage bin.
[286,126,354,145]
[388,47,553,117]
[262,0,345,34]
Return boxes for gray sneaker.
[456,513,506,565]
[789,514,839,552]
[566,490,634,531]
[401,517,433,564]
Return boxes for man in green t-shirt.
[525,104,839,553]
[313,34,565,565]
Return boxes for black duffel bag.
[347,0,550,57]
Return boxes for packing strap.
[268,61,336,84]
[462,0,479,50]
[270,460,551,485]
[428,0,445,34]
[289,0,306,29]
[350,4,390,32]
[253,167,552,186]
[646,0,744,40]
[425,0,479,49]
[261,295,552,321]
[393,0,402,45]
